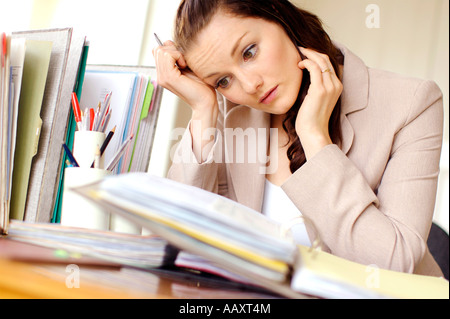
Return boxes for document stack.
[71,173,449,299]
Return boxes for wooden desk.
[0,239,280,299]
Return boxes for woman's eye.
[243,44,257,61]
[216,77,230,89]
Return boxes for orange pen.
[71,92,82,130]
[89,108,95,131]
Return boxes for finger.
[298,58,342,100]
[154,45,187,69]
[163,40,176,47]
[298,59,324,87]
[299,47,334,74]
[298,48,342,92]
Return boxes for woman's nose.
[239,70,263,94]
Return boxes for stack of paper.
[74,173,450,299]
[7,220,175,268]
[1,33,22,233]
[78,173,298,284]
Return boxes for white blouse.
[261,179,311,247]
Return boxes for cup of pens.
[60,92,114,231]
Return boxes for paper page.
[7,38,26,202]
[7,220,171,268]
[0,33,10,233]
[291,245,449,299]
[110,173,293,243]
[75,173,297,266]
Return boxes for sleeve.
[167,94,229,197]
[281,80,444,273]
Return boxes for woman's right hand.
[153,40,219,163]
[152,40,218,115]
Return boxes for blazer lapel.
[335,42,370,154]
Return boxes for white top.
[261,179,311,247]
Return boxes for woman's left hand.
[295,47,343,160]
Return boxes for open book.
[73,173,449,299]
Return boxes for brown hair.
[175,0,343,173]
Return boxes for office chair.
[427,222,449,280]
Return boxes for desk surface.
[0,239,281,299]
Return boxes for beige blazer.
[168,43,444,277]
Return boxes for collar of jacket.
[334,41,370,154]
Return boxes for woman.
[153,0,444,277]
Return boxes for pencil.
[100,125,116,155]
[62,143,79,167]
[95,92,112,131]
[90,126,116,168]
[105,134,134,171]
[154,33,163,46]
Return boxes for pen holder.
[60,167,111,230]
[73,131,106,168]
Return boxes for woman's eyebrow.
[231,32,249,57]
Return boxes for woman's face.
[185,11,303,114]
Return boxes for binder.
[1,28,87,234]
[9,28,87,224]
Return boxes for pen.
[154,34,177,73]
[95,92,112,131]
[154,33,163,46]
[100,109,112,133]
[98,102,111,132]
[90,125,116,168]
[71,93,82,130]
[100,125,116,155]
[89,108,95,131]
[105,134,134,171]
[62,143,79,167]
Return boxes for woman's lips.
[259,86,278,104]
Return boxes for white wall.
[0,0,34,31]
